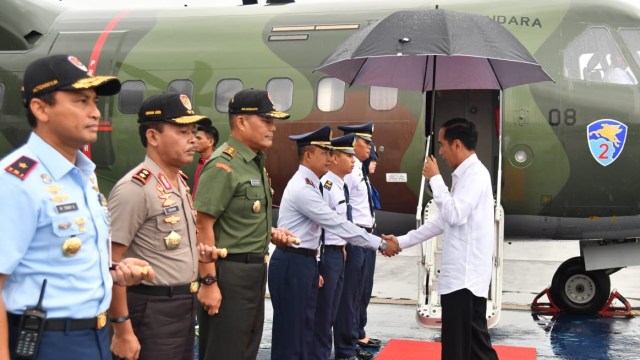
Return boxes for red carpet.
[376,339,536,359]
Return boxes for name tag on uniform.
[56,203,78,214]
[250,179,261,187]
[163,205,180,215]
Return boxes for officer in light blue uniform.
[269,126,388,360]
[334,122,379,360]
[0,54,150,360]
[312,133,357,360]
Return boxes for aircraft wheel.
[550,256,610,314]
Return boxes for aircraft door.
[48,31,128,168]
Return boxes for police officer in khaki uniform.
[108,93,211,360]
[194,89,295,360]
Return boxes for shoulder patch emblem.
[222,146,237,158]
[323,180,333,190]
[215,162,232,174]
[132,168,152,185]
[5,155,38,180]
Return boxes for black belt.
[278,246,318,257]
[323,244,345,251]
[7,312,108,331]
[222,253,268,264]
[128,282,198,297]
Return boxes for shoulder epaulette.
[215,162,232,174]
[132,168,152,185]
[222,146,237,159]
[5,155,38,180]
[305,178,315,187]
[323,180,333,190]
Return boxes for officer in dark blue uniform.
[0,54,152,360]
[269,127,388,360]
[334,122,379,360]
[312,133,357,360]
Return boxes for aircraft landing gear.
[532,256,632,316]
[549,256,610,314]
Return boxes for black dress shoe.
[356,339,381,349]
[356,349,374,360]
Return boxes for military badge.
[223,146,237,158]
[253,200,261,213]
[41,173,52,184]
[62,236,82,256]
[68,55,88,72]
[158,173,172,190]
[132,168,152,185]
[324,180,333,190]
[164,215,181,224]
[164,231,181,250]
[5,156,38,180]
[587,119,628,167]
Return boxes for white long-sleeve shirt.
[398,154,495,297]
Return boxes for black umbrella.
[315,8,552,91]
[316,8,553,225]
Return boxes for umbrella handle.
[416,135,432,228]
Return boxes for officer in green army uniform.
[194,89,296,360]
[108,93,212,360]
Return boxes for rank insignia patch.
[132,168,152,185]
[587,119,628,167]
[5,156,38,180]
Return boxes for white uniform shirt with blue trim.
[320,171,348,246]
[278,165,380,251]
[344,158,374,228]
[397,154,495,297]
[0,133,112,318]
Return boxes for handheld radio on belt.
[16,279,47,359]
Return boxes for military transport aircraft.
[1,0,639,322]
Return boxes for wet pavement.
[252,241,640,359]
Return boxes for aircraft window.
[317,77,345,112]
[266,78,293,111]
[168,80,194,100]
[216,79,243,113]
[0,83,4,112]
[619,29,640,71]
[118,80,146,114]
[369,86,398,111]
[563,27,637,85]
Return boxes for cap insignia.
[180,94,192,110]
[5,156,38,180]
[68,56,88,72]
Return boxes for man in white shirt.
[604,52,635,85]
[383,118,498,360]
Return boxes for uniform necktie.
[363,174,374,217]
[343,185,353,222]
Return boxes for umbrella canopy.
[316,9,553,91]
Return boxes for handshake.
[379,234,402,257]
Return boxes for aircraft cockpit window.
[317,77,345,112]
[266,78,293,111]
[370,86,398,111]
[168,80,194,101]
[563,27,637,85]
[118,80,146,114]
[0,83,4,112]
[619,29,640,73]
[216,79,243,113]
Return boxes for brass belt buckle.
[263,254,269,264]
[190,281,200,293]
[96,312,107,329]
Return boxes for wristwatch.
[378,239,387,252]
[200,274,218,286]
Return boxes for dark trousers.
[311,246,346,360]
[127,291,196,360]
[356,248,376,340]
[268,247,319,360]
[198,260,267,360]
[440,288,498,360]
[334,244,367,358]
[8,318,110,360]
